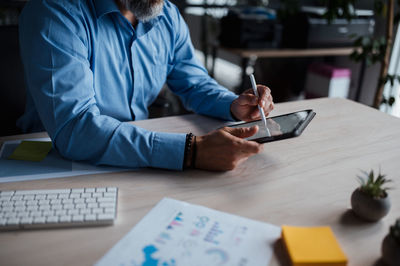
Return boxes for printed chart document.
[96,198,281,266]
[0,138,127,183]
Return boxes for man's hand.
[193,126,263,171]
[231,85,274,122]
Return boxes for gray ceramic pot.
[350,188,390,222]
[381,234,400,266]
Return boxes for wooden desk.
[1,98,399,266]
[211,46,357,94]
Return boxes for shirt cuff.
[217,94,239,121]
[151,132,187,170]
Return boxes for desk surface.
[1,98,399,266]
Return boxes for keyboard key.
[85,198,96,203]
[33,217,46,224]
[2,202,13,207]
[88,203,98,208]
[42,210,54,216]
[30,211,42,217]
[17,211,29,218]
[103,192,117,198]
[71,188,84,193]
[69,193,81,199]
[4,212,17,218]
[97,197,115,203]
[50,199,62,205]
[14,206,26,212]
[23,195,35,201]
[0,197,11,202]
[104,208,115,213]
[1,191,14,196]
[24,195,35,200]
[72,215,84,222]
[35,195,46,200]
[106,187,117,193]
[63,204,75,210]
[11,195,24,201]
[80,209,91,215]
[68,209,80,216]
[84,214,96,221]
[100,202,116,208]
[58,193,69,199]
[51,204,63,210]
[26,205,38,211]
[39,200,50,205]
[46,216,59,223]
[14,201,26,207]
[59,215,71,223]
[73,198,84,203]
[75,203,87,209]
[7,217,20,225]
[62,199,73,204]
[26,200,38,206]
[20,217,33,224]
[55,210,67,216]
[39,205,51,211]
[98,214,114,221]
[92,208,104,214]
[1,206,13,212]
[47,194,58,200]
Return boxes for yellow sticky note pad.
[282,225,347,266]
[8,141,52,162]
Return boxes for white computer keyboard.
[0,187,118,230]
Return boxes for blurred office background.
[1,0,399,137]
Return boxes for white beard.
[130,0,164,22]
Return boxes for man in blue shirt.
[17,0,274,171]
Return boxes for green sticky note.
[8,141,52,162]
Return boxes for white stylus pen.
[249,74,271,137]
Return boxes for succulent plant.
[357,169,392,199]
[389,218,400,245]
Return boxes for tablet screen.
[229,110,313,142]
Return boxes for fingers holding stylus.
[256,85,274,116]
[230,83,274,122]
[235,89,259,106]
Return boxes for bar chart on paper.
[96,198,281,266]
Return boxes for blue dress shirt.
[17,0,238,170]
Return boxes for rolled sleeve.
[151,132,187,170]
[211,93,239,121]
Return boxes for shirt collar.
[94,0,120,18]
[94,0,166,22]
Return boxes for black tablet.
[228,109,316,143]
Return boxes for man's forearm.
[53,107,187,170]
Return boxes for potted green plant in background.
[381,218,400,265]
[348,0,400,109]
[351,169,392,221]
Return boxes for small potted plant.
[381,218,400,265]
[350,169,391,222]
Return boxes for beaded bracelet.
[183,133,194,170]
[191,136,197,169]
